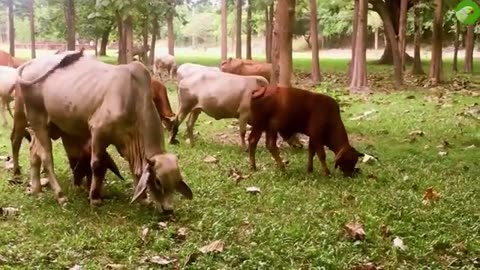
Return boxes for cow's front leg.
[248,128,263,171]
[169,104,192,145]
[31,126,66,204]
[89,133,108,206]
[10,120,28,177]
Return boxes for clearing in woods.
[0,54,479,269]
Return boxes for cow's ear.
[131,166,150,204]
[176,179,193,200]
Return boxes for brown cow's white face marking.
[131,154,193,213]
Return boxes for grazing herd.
[0,49,362,215]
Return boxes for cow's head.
[334,146,364,177]
[220,57,242,74]
[132,153,193,214]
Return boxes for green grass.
[0,55,479,269]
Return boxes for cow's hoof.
[170,138,180,145]
[139,198,152,206]
[90,198,102,206]
[57,196,68,205]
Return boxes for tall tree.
[149,16,159,65]
[411,0,424,75]
[141,15,149,64]
[265,2,274,63]
[309,0,320,83]
[246,0,252,59]
[29,0,35,58]
[235,0,242,58]
[221,0,228,60]
[349,0,368,92]
[429,0,443,84]
[464,25,474,73]
[123,14,133,63]
[64,0,76,50]
[99,22,113,56]
[275,0,296,87]
[348,0,359,84]
[7,0,14,56]
[398,0,407,71]
[453,19,460,73]
[166,9,175,56]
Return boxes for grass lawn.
[0,55,479,269]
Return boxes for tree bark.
[7,0,14,56]
[167,12,175,56]
[372,0,403,87]
[149,16,159,66]
[398,0,407,71]
[270,10,280,84]
[64,0,76,50]
[349,0,368,92]
[116,11,125,64]
[309,0,321,83]
[29,0,36,59]
[429,0,443,84]
[348,0,359,84]
[235,0,242,59]
[246,0,252,60]
[221,0,228,60]
[142,16,149,64]
[94,37,98,56]
[374,27,379,50]
[412,1,424,75]
[275,0,296,87]
[265,3,274,63]
[464,24,474,73]
[124,15,134,63]
[99,24,112,56]
[453,19,460,73]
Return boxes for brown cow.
[248,86,364,177]
[0,50,26,68]
[220,58,272,82]
[151,79,175,131]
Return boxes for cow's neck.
[141,99,166,158]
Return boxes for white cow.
[154,53,176,80]
[175,63,221,81]
[0,66,16,126]
[169,71,268,150]
[16,50,192,213]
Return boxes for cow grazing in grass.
[154,54,177,80]
[150,79,175,132]
[16,50,192,214]
[220,58,272,82]
[248,85,363,177]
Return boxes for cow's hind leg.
[10,119,27,176]
[30,126,66,204]
[238,112,250,151]
[186,109,201,146]
[248,127,263,171]
[315,143,330,176]
[170,101,193,145]
[27,134,42,195]
[266,130,285,170]
[89,132,108,206]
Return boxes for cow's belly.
[197,95,242,120]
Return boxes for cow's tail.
[17,48,85,86]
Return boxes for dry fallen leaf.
[69,265,83,270]
[409,130,425,137]
[1,207,19,217]
[344,220,366,241]
[228,168,249,184]
[140,226,149,242]
[105,264,127,270]
[203,155,218,164]
[246,186,261,194]
[438,151,448,157]
[199,240,225,254]
[393,236,407,251]
[158,222,168,230]
[352,262,379,270]
[176,227,188,241]
[422,187,441,204]
[464,144,476,150]
[148,256,176,266]
[362,154,377,164]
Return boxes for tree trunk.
[124,15,134,63]
[99,24,111,56]
[7,0,14,56]
[453,19,460,73]
[398,0,407,71]
[429,0,443,84]
[276,0,296,87]
[246,0,252,60]
[464,24,474,73]
[94,37,98,56]
[149,16,159,66]
[116,11,125,64]
[142,16,149,64]
[265,4,274,63]
[235,0,242,59]
[348,0,359,84]
[372,0,402,87]
[167,12,174,56]
[309,0,321,83]
[221,0,228,60]
[29,0,36,59]
[270,11,280,84]
[412,1,424,75]
[64,0,76,50]
[374,27,379,50]
[349,0,368,92]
